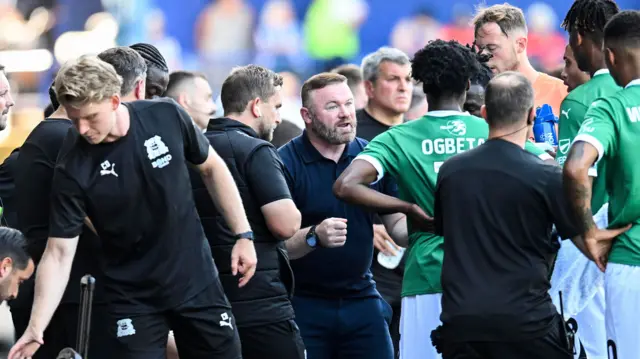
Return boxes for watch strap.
[234,231,254,241]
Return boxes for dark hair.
[129,43,170,98]
[271,120,303,148]
[0,227,30,270]
[221,65,284,114]
[562,0,620,43]
[484,71,534,128]
[467,41,494,87]
[129,43,168,72]
[331,64,363,90]
[164,71,208,98]
[412,39,482,97]
[301,72,347,109]
[98,47,147,96]
[604,10,640,49]
[0,64,4,74]
[48,81,60,111]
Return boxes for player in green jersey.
[563,10,640,359]
[559,0,621,213]
[333,39,496,359]
[554,2,621,358]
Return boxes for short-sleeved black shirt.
[14,119,104,306]
[49,99,219,313]
[434,139,580,341]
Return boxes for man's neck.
[104,105,131,143]
[121,93,138,102]
[587,52,608,77]
[426,96,463,113]
[364,103,403,127]
[227,113,259,137]
[49,108,68,120]
[516,56,540,85]
[305,129,345,163]
[488,125,529,148]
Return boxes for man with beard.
[188,65,305,359]
[355,46,413,359]
[278,72,412,359]
[165,71,217,131]
[473,4,568,117]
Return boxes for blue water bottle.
[533,104,558,147]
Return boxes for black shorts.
[238,319,306,359]
[11,303,110,359]
[440,316,573,359]
[108,281,241,359]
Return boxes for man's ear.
[0,257,12,279]
[250,97,262,118]
[527,107,535,125]
[516,36,528,54]
[300,107,312,125]
[364,80,375,98]
[604,47,616,68]
[135,79,146,100]
[110,94,121,110]
[466,79,471,92]
[177,93,189,109]
[480,105,488,122]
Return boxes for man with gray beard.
[278,72,406,359]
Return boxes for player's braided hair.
[561,0,619,42]
[466,41,493,88]
[411,39,483,97]
[129,43,169,72]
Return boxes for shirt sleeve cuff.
[354,154,384,184]
[588,166,598,177]
[538,152,553,161]
[573,134,605,162]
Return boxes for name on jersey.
[627,106,640,123]
[145,135,172,169]
[422,137,485,155]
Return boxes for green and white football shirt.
[574,79,640,266]
[356,111,548,296]
[558,69,621,213]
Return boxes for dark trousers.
[238,319,306,359]
[440,317,573,359]
[108,282,241,359]
[292,295,394,359]
[389,302,401,358]
[11,303,110,359]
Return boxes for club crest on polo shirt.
[144,135,172,168]
[116,318,136,337]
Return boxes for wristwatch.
[234,231,254,241]
[305,225,318,248]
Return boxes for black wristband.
[234,231,254,241]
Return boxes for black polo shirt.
[49,99,220,313]
[434,139,580,341]
[278,131,397,298]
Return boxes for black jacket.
[189,118,295,327]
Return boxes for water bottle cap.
[535,104,557,124]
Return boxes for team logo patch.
[145,135,172,168]
[559,139,571,154]
[440,120,467,136]
[116,318,136,338]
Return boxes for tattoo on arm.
[564,142,596,233]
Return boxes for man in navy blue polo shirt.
[278,72,407,359]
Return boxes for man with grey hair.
[97,46,148,102]
[355,46,412,358]
[431,71,623,358]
